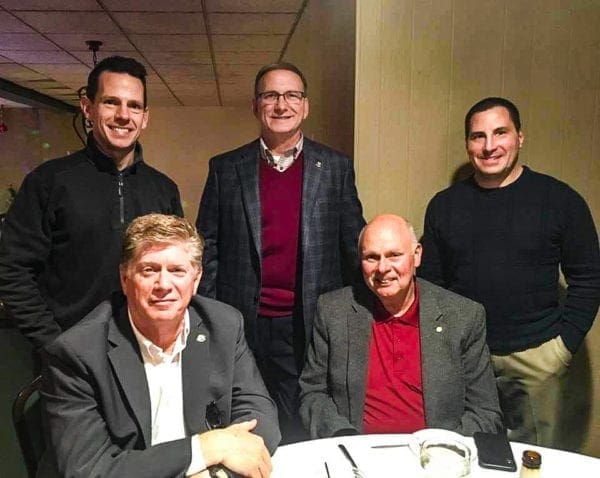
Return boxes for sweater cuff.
[560,322,585,354]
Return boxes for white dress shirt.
[129,311,206,476]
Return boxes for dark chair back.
[12,375,44,478]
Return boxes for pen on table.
[324,461,331,478]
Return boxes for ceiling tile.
[101,0,202,12]
[145,73,165,85]
[47,33,135,51]
[0,50,79,64]
[205,0,303,12]
[0,12,35,33]
[212,34,285,52]
[14,11,120,34]
[216,64,260,83]
[214,51,275,64]
[149,96,181,107]
[0,63,48,81]
[142,51,211,65]
[178,94,220,106]
[0,0,308,109]
[0,1,101,10]
[219,82,253,104]
[170,82,218,95]
[156,64,215,82]
[218,82,251,94]
[61,80,87,91]
[112,12,204,34]
[0,33,59,51]
[25,81,73,90]
[209,13,295,34]
[220,90,251,107]
[69,50,148,68]
[146,83,172,96]
[130,34,209,52]
[24,63,90,84]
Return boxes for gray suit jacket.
[299,279,502,438]
[196,138,365,353]
[40,294,280,478]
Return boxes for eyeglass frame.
[255,90,307,104]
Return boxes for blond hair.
[121,214,204,269]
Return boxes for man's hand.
[199,419,272,478]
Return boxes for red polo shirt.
[363,284,426,433]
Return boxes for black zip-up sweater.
[419,166,600,354]
[0,135,183,349]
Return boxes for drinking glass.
[419,439,471,477]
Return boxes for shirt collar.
[129,310,190,365]
[86,132,143,173]
[259,134,304,170]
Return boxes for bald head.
[359,214,418,251]
[359,214,422,314]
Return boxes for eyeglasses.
[256,90,306,104]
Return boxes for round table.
[271,433,600,477]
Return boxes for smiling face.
[466,106,525,188]
[252,69,309,148]
[81,71,149,169]
[360,215,422,315]
[120,242,201,345]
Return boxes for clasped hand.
[195,419,272,478]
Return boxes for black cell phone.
[473,431,517,472]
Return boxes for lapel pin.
[435,326,443,333]
[315,160,322,168]
[196,334,206,343]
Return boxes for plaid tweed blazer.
[196,138,365,352]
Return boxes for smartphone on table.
[473,431,517,472]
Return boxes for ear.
[141,108,149,131]
[302,97,309,119]
[193,267,202,293]
[119,265,129,296]
[252,97,260,118]
[413,243,423,269]
[518,130,524,148]
[80,95,93,120]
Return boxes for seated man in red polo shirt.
[299,214,502,437]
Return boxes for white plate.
[408,428,477,461]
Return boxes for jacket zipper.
[117,173,124,225]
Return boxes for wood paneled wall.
[355,0,600,456]
[284,0,356,157]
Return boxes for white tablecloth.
[271,433,600,477]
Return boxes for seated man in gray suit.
[40,214,280,478]
[300,214,501,438]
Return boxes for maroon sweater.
[258,153,304,317]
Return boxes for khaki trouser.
[491,336,572,447]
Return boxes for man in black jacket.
[0,56,182,351]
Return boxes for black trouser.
[255,315,309,444]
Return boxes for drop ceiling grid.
[0,0,306,107]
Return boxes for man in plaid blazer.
[196,62,365,442]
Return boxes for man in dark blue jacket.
[196,63,365,442]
